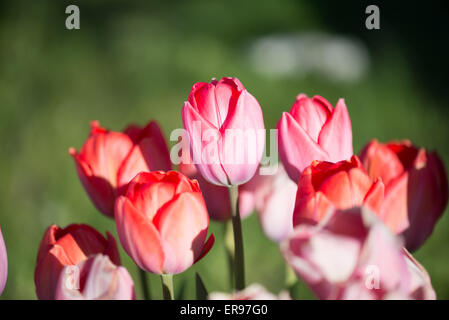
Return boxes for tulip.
[181,77,265,186]
[293,155,384,226]
[115,171,214,275]
[69,120,172,217]
[55,254,135,300]
[359,139,448,251]
[282,206,436,300]
[239,165,297,242]
[0,226,7,296]
[35,224,121,300]
[277,94,353,183]
[208,284,291,300]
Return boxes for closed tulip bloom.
[115,171,214,274]
[69,120,172,217]
[282,207,436,300]
[182,77,265,186]
[359,139,448,251]
[277,94,353,183]
[34,224,121,300]
[208,284,291,300]
[239,165,297,242]
[55,254,135,300]
[293,155,384,226]
[0,226,7,296]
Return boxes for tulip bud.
[293,156,384,226]
[34,224,121,300]
[359,139,448,251]
[69,120,172,217]
[283,206,436,300]
[277,94,353,183]
[0,226,7,296]
[114,171,214,275]
[55,254,135,300]
[182,77,265,186]
[208,283,291,300]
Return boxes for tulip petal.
[182,101,230,185]
[382,172,410,234]
[278,112,329,183]
[220,90,265,185]
[0,228,7,296]
[318,99,353,163]
[290,94,332,142]
[114,197,164,274]
[153,192,209,274]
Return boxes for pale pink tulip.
[282,206,435,300]
[182,77,265,186]
[55,254,135,300]
[277,94,353,183]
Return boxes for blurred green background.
[1,0,449,299]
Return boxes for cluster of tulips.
[0,77,447,300]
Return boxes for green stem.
[138,267,150,300]
[161,274,174,300]
[228,185,245,290]
[224,220,235,289]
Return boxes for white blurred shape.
[248,32,370,82]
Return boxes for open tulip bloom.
[20,76,445,301]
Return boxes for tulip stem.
[224,220,235,289]
[138,268,151,300]
[161,274,174,300]
[228,185,245,290]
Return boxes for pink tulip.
[69,120,172,217]
[0,226,7,296]
[55,254,135,300]
[282,206,435,300]
[209,284,291,300]
[277,94,353,183]
[115,171,214,274]
[360,139,448,251]
[182,77,265,186]
[239,165,297,242]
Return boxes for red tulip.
[283,207,435,300]
[69,120,172,217]
[55,254,135,300]
[182,77,265,186]
[34,224,120,300]
[0,226,7,296]
[293,156,384,226]
[115,171,214,274]
[359,139,448,251]
[277,94,353,183]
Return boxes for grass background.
[1,0,448,299]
